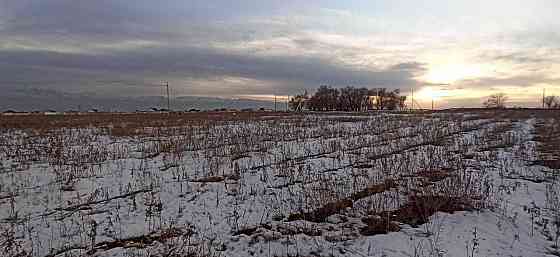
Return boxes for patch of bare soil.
[286,179,397,223]
[534,118,560,170]
[361,195,474,235]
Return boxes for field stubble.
[0,110,558,257]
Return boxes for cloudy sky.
[1,0,559,109]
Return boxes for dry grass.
[0,111,295,131]
[534,117,560,169]
[0,109,540,256]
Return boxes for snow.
[0,112,557,257]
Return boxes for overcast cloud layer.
[1,0,559,110]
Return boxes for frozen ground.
[0,111,558,257]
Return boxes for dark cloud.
[0,87,277,112]
[4,0,430,100]
[2,0,148,36]
[0,45,425,96]
[388,62,426,73]
[0,0,302,41]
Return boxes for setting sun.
[423,64,478,84]
[416,86,448,100]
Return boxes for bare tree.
[308,85,339,111]
[483,93,508,109]
[305,86,407,111]
[368,88,406,110]
[384,89,407,110]
[338,87,369,111]
[544,96,560,109]
[289,91,309,112]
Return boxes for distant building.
[2,110,23,116]
[44,110,59,115]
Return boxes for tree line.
[289,86,407,112]
[483,93,560,109]
[544,96,560,109]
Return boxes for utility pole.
[165,81,170,111]
[376,89,380,110]
[543,88,546,109]
[410,88,414,111]
[431,97,434,111]
[274,95,277,112]
[426,84,450,111]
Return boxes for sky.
[1,0,559,109]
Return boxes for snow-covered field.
[0,111,558,257]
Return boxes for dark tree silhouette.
[338,87,369,111]
[289,91,309,112]
[302,86,407,111]
[544,96,560,109]
[308,85,339,111]
[483,93,508,109]
[369,88,406,110]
